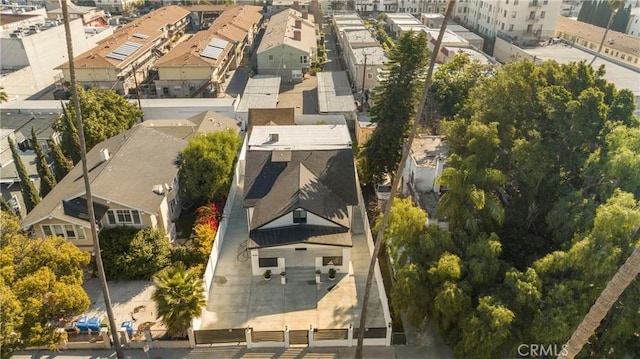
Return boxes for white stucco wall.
[251,243,351,275]
[260,209,342,229]
[0,18,92,100]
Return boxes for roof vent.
[268,133,279,142]
[100,148,110,162]
[152,184,165,195]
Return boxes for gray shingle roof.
[243,148,357,209]
[22,125,186,228]
[250,163,349,230]
[248,225,352,249]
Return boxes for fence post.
[101,328,111,349]
[188,327,196,348]
[246,328,253,349]
[308,325,314,347]
[119,327,130,347]
[284,325,290,348]
[144,326,152,343]
[385,321,392,346]
[348,323,354,347]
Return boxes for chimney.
[100,148,110,162]
[302,11,308,19]
[295,19,302,29]
[292,1,300,10]
[293,30,301,41]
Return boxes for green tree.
[429,53,494,120]
[53,87,142,159]
[49,136,73,181]
[179,130,242,205]
[360,31,429,184]
[31,128,57,197]
[57,103,82,164]
[0,212,90,357]
[152,262,206,338]
[7,137,40,212]
[99,227,171,280]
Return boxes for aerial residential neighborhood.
[1,0,640,358]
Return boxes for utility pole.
[61,1,124,358]
[131,63,144,122]
[354,0,456,357]
[360,51,367,103]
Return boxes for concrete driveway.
[199,181,386,332]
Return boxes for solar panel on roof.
[106,41,142,61]
[208,38,229,49]
[133,33,149,40]
[201,46,224,60]
[106,52,127,61]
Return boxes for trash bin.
[87,317,102,332]
[76,317,88,332]
[121,321,134,338]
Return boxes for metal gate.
[289,330,309,345]
[194,329,246,345]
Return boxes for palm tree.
[152,262,206,338]
[436,166,505,235]
[589,0,625,66]
[354,1,457,357]
[558,226,640,359]
[60,1,124,357]
[0,86,8,103]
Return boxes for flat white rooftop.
[525,43,640,99]
[248,124,352,150]
[317,72,356,114]
[446,46,494,64]
[237,76,282,112]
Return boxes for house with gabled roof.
[256,8,317,82]
[242,125,356,275]
[20,111,241,251]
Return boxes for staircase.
[284,267,316,284]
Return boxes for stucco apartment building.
[47,4,108,27]
[154,5,262,98]
[555,16,640,68]
[0,7,96,100]
[57,5,190,96]
[257,8,317,81]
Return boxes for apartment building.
[458,0,562,44]
[154,5,262,98]
[57,5,190,96]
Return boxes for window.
[41,224,85,240]
[509,24,514,31]
[322,256,343,266]
[514,0,518,4]
[169,199,177,216]
[511,11,516,18]
[300,55,308,64]
[259,257,278,267]
[501,23,505,30]
[106,209,142,225]
[529,11,536,20]
[293,210,307,224]
[543,0,548,4]
[268,54,274,61]
[540,11,545,18]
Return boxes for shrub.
[100,227,170,280]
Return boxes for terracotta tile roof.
[58,5,190,70]
[156,5,262,68]
[556,16,640,57]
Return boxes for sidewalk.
[13,344,458,359]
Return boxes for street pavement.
[14,345,448,359]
